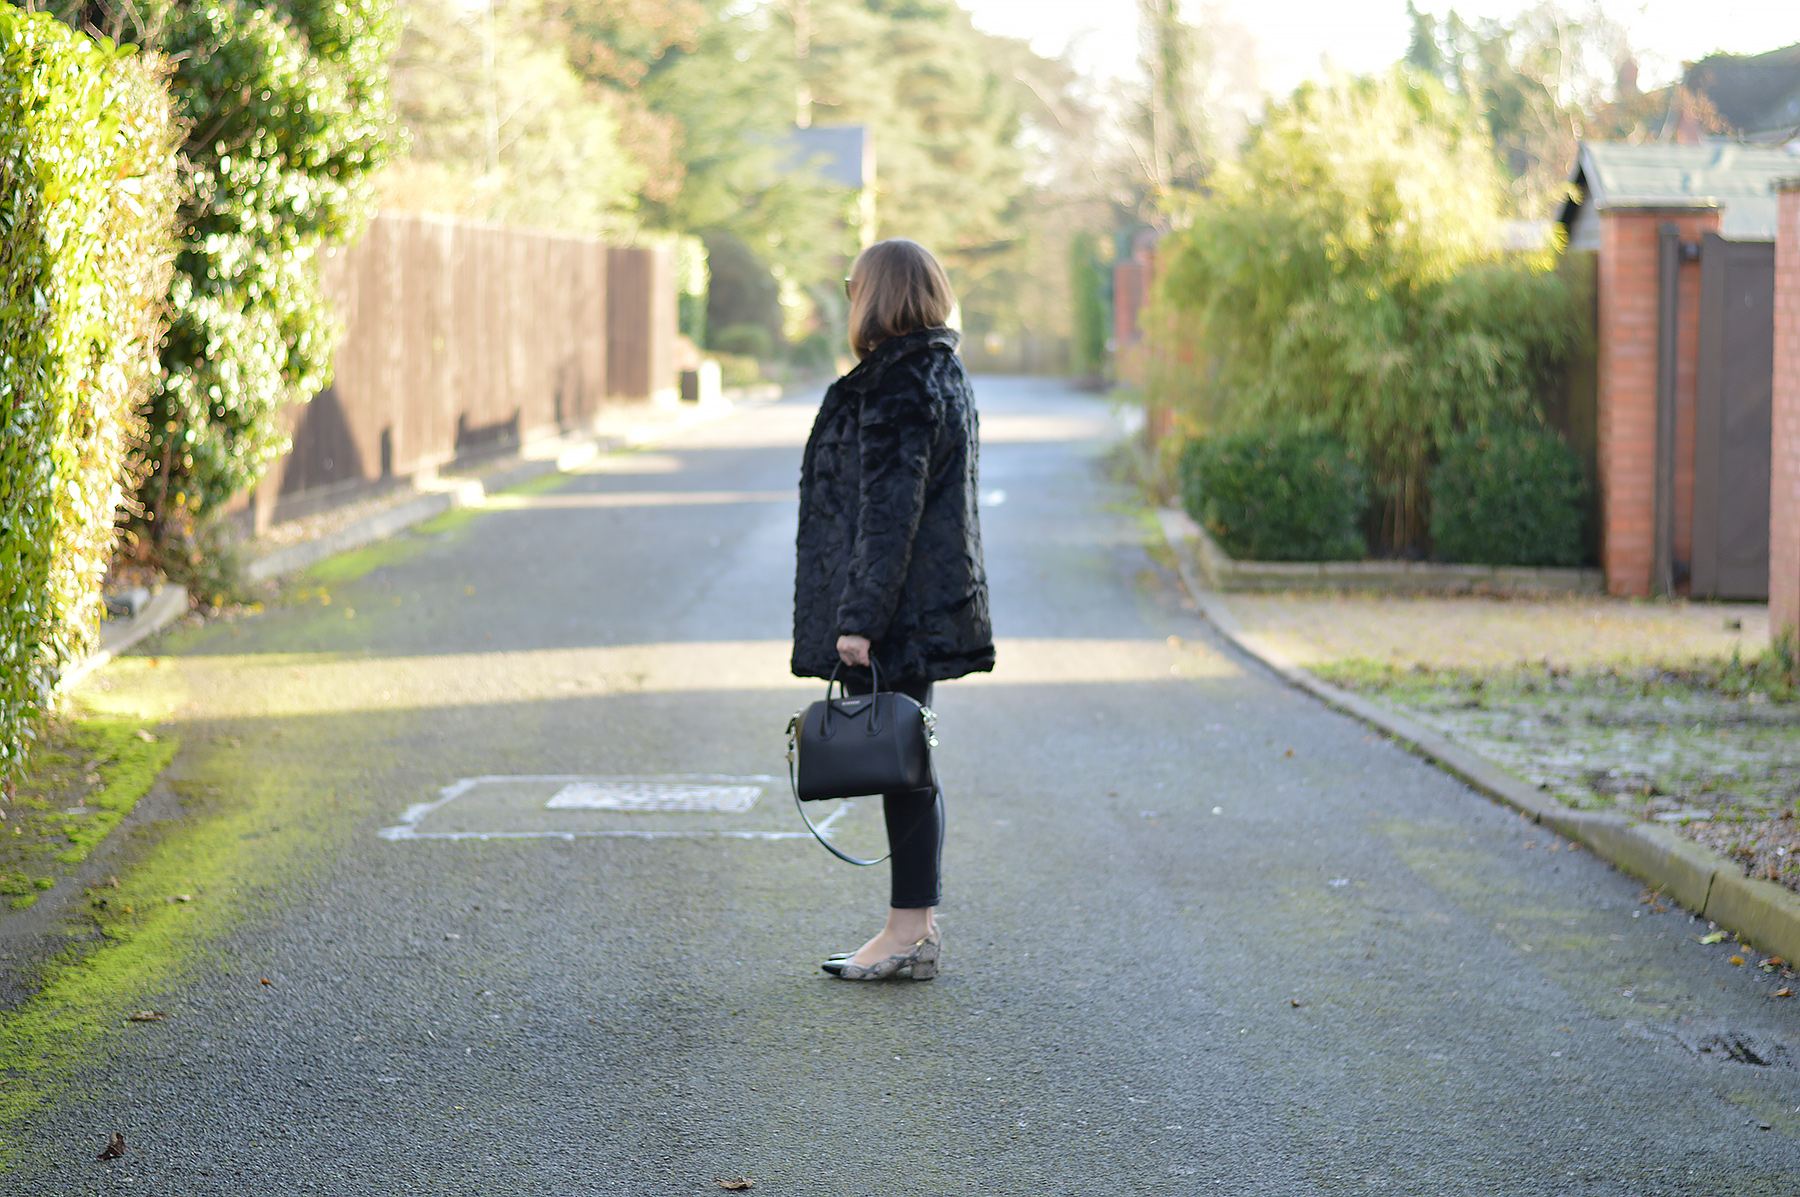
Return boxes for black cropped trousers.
[842,674,944,909]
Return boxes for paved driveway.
[10,377,1798,1195]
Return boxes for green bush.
[0,9,179,786]
[1429,425,1587,566]
[1068,230,1109,377]
[710,353,763,389]
[132,0,398,540]
[702,231,783,356]
[787,327,838,372]
[1180,428,1368,562]
[711,322,774,360]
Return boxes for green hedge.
[0,10,179,786]
[1429,425,1588,566]
[1180,428,1368,562]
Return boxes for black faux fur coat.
[791,327,995,682]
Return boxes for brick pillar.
[1596,205,1721,596]
[1112,258,1146,386]
[1771,181,1800,638]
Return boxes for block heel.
[821,929,941,981]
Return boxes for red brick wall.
[1596,207,1720,596]
[1112,235,1160,390]
[1771,184,1800,637]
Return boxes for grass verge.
[1318,654,1800,893]
[1,716,177,910]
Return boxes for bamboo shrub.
[1155,69,1576,552]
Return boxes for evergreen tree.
[638,1,850,302]
[1404,3,1636,216]
[384,0,646,235]
[535,0,703,203]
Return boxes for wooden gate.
[1691,233,1776,600]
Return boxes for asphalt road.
[10,376,1800,1195]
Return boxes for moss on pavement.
[1,715,177,909]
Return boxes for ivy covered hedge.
[0,9,178,785]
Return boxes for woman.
[791,238,994,982]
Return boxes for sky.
[961,0,1799,99]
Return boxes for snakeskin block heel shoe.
[821,930,940,981]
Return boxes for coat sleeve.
[836,379,942,642]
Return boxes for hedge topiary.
[0,10,179,786]
[1429,425,1588,566]
[1180,428,1368,562]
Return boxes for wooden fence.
[247,213,675,529]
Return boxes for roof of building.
[1557,141,1800,245]
[1684,43,1800,138]
[779,125,872,190]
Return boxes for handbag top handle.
[823,657,884,737]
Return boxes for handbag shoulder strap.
[786,712,887,866]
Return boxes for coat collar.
[838,327,959,395]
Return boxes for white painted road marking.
[378,774,855,843]
[480,490,795,510]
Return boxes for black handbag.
[785,659,938,866]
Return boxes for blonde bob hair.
[846,238,956,359]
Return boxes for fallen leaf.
[166,894,192,904]
[1289,998,1302,1008]
[134,729,156,743]
[260,978,273,986]
[97,1132,125,1160]
[716,1179,754,1191]
[1730,955,1747,966]
[1284,748,1294,757]
[125,1011,164,1022]
[1777,988,1795,998]
[1698,932,1727,944]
